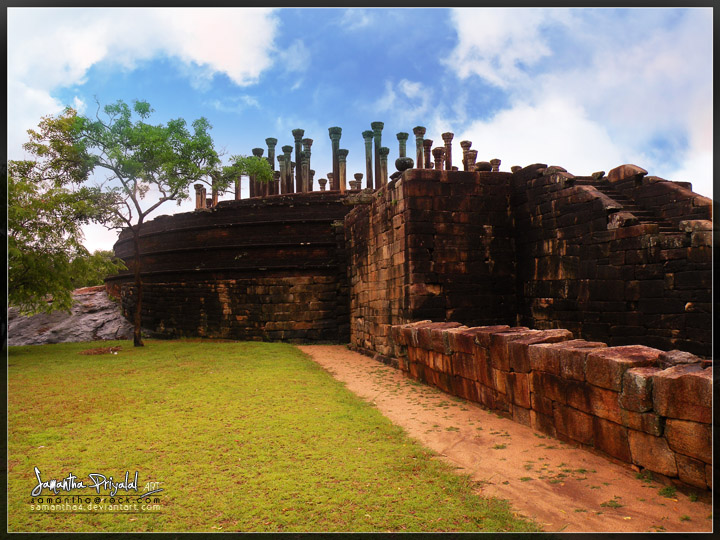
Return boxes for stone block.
[529,371,568,404]
[512,404,531,427]
[706,464,712,489]
[567,382,622,424]
[505,372,531,408]
[553,403,593,445]
[530,391,554,416]
[508,329,573,373]
[652,364,712,423]
[446,327,475,355]
[586,345,661,391]
[451,351,477,380]
[665,419,711,464]
[627,430,677,477]
[618,409,664,436]
[529,339,606,378]
[620,366,662,412]
[657,349,703,369]
[675,454,708,489]
[471,325,514,348]
[530,410,557,437]
[593,416,631,462]
[490,328,538,371]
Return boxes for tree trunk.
[132,226,144,347]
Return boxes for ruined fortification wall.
[388,321,712,491]
[510,165,712,357]
[345,169,517,357]
[107,192,351,342]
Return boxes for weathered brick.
[665,419,712,464]
[586,345,661,391]
[507,329,573,372]
[530,391,554,416]
[505,372,531,408]
[470,325,513,348]
[652,364,712,423]
[446,327,474,354]
[529,371,567,404]
[553,403,594,445]
[627,430,678,477]
[530,410,557,437]
[675,454,708,489]
[567,382,622,424]
[529,339,606,378]
[512,404,531,426]
[593,416,631,462]
[451,351,477,380]
[618,409,664,436]
[489,328,536,371]
[620,366,662,412]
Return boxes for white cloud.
[339,9,374,31]
[445,8,712,197]
[7,7,280,160]
[373,79,432,125]
[450,96,625,175]
[205,95,261,114]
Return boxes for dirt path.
[298,345,712,533]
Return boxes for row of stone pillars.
[193,124,510,209]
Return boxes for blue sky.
[7,7,713,252]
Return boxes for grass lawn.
[8,340,540,533]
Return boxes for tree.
[8,109,125,315]
[75,99,273,347]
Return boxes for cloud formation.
[445,8,712,196]
[7,7,280,159]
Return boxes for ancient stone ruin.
[107,123,712,491]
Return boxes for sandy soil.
[298,345,713,534]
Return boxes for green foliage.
[223,154,274,185]
[658,485,677,498]
[8,109,125,315]
[76,99,222,225]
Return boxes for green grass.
[658,486,677,499]
[8,340,539,533]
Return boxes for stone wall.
[510,164,712,357]
[344,169,517,357]
[389,321,713,491]
[107,192,350,343]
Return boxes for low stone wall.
[389,321,713,491]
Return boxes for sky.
[7,7,714,253]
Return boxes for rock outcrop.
[8,286,133,346]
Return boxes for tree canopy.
[8,109,125,314]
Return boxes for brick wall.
[510,165,712,357]
[390,321,713,491]
[107,192,350,343]
[345,169,517,357]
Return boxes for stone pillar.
[338,149,349,193]
[423,139,433,169]
[460,140,472,171]
[290,161,296,191]
[292,129,304,192]
[272,170,281,195]
[466,150,478,172]
[511,165,522,173]
[379,146,390,186]
[371,121,384,189]
[441,132,454,171]
[309,169,315,192]
[353,173,363,191]
[490,158,501,172]
[276,154,287,194]
[265,137,277,172]
[211,174,219,207]
[301,151,310,193]
[234,176,241,200]
[362,130,374,190]
[327,172,334,191]
[302,138,313,192]
[318,178,327,191]
[432,147,445,170]
[252,147,264,197]
[412,126,426,170]
[282,145,293,193]
[194,184,206,209]
[328,127,342,191]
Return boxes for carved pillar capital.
[432,147,445,170]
